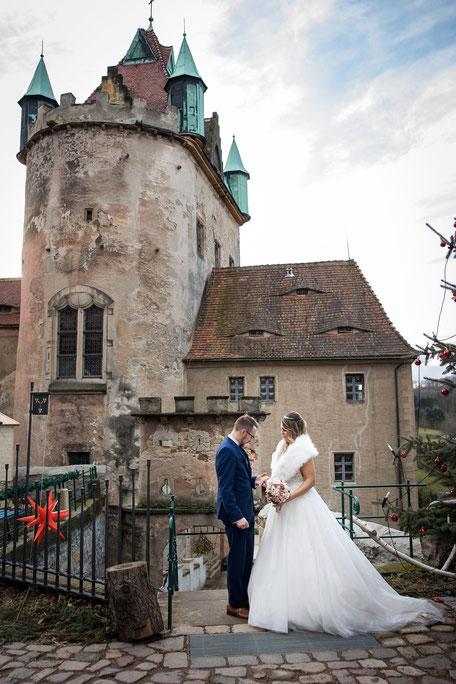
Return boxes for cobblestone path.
[0,597,454,684]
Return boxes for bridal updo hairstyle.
[281,412,307,443]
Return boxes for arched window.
[48,286,113,383]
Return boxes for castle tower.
[18,53,57,150]
[14,18,249,474]
[165,33,207,136]
[224,136,250,214]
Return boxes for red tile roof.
[0,278,21,307]
[87,28,172,111]
[185,261,415,361]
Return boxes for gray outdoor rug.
[190,630,379,657]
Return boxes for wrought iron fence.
[0,451,159,603]
[332,480,427,558]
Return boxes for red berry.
[400,451,406,458]
[440,464,447,472]
[443,349,451,358]
[419,526,425,534]
[451,489,455,494]
[442,388,449,396]
[414,359,421,366]
[434,457,441,464]
[434,597,444,603]
[439,353,444,358]
[391,514,398,522]
[440,240,446,247]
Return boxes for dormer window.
[0,305,12,313]
[249,330,264,337]
[338,326,353,334]
[296,288,309,295]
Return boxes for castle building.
[3,10,417,537]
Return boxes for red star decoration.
[18,491,69,546]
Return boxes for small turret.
[224,136,250,214]
[18,52,58,150]
[165,33,207,136]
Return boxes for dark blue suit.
[216,436,257,609]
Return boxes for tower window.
[83,305,103,377]
[334,453,354,482]
[215,241,221,267]
[84,208,93,222]
[196,221,204,257]
[229,377,244,401]
[346,374,364,402]
[57,306,78,378]
[260,376,275,402]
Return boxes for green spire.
[21,56,56,102]
[224,136,249,176]
[224,136,250,214]
[168,34,203,82]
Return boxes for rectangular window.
[83,305,103,377]
[84,208,93,222]
[215,241,221,267]
[334,453,354,482]
[57,306,78,378]
[0,305,12,313]
[229,376,244,401]
[338,326,353,334]
[68,452,90,465]
[249,330,264,337]
[229,256,235,267]
[346,374,364,402]
[260,376,275,401]
[196,221,203,257]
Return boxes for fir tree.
[390,220,456,568]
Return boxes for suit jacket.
[216,436,257,524]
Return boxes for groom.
[216,415,268,619]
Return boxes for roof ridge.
[144,28,169,77]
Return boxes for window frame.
[229,376,244,402]
[214,240,221,267]
[334,453,354,482]
[48,286,113,382]
[345,373,364,402]
[196,220,204,258]
[259,376,275,402]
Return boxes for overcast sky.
[1,0,455,379]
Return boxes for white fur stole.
[270,434,318,483]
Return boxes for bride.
[248,412,443,636]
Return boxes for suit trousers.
[224,520,254,608]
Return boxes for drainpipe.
[394,360,407,505]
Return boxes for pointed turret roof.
[168,34,206,88]
[224,136,249,177]
[20,56,57,103]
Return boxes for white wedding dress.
[248,435,443,637]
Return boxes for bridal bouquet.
[264,478,290,507]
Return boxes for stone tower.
[14,19,250,476]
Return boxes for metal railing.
[332,480,427,558]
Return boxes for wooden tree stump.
[106,561,164,640]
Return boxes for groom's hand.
[255,473,269,487]
[235,517,249,529]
